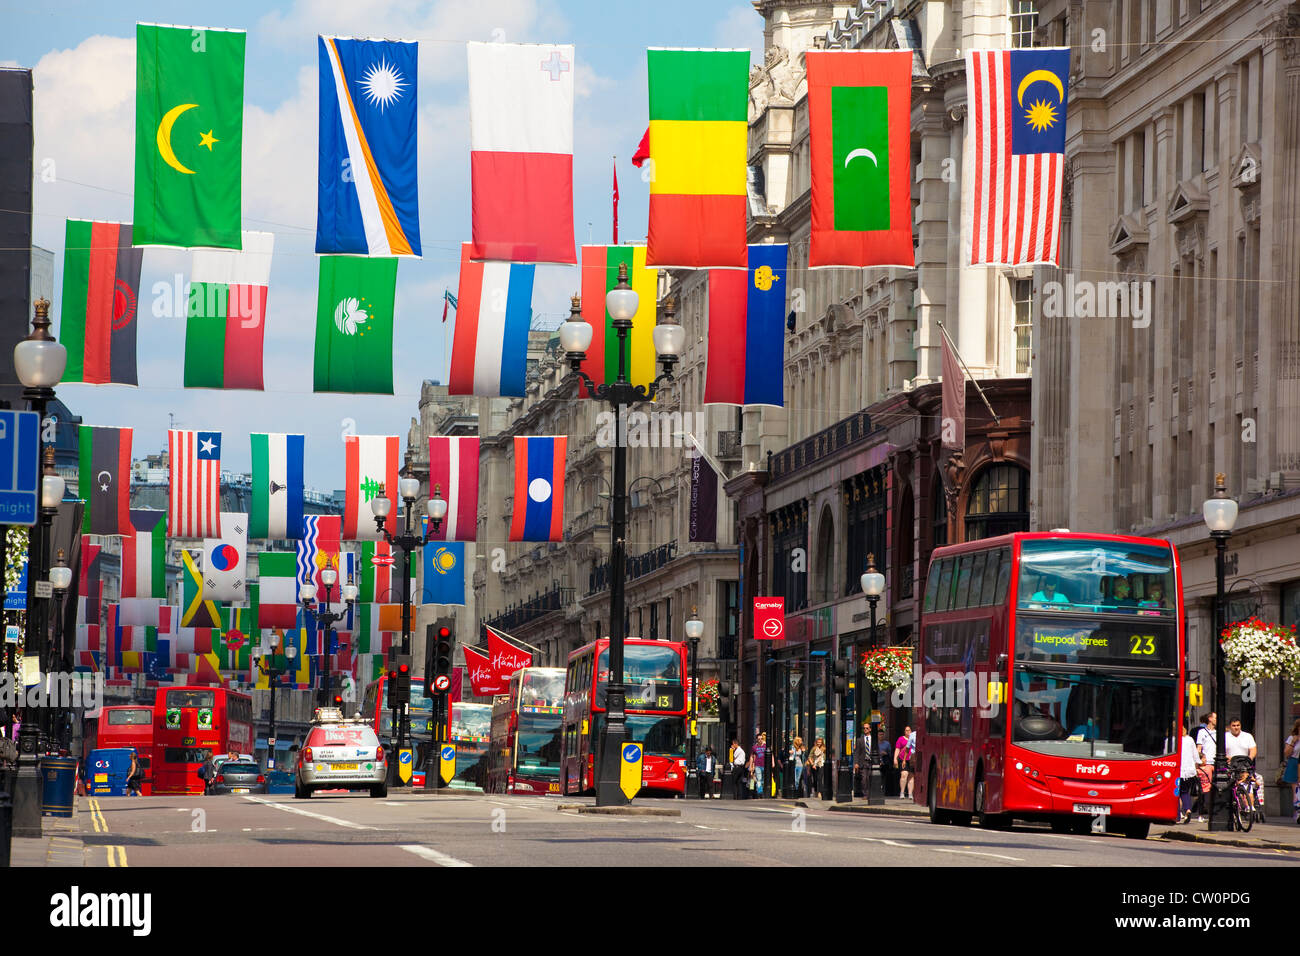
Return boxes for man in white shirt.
[1225,719,1262,820]
[729,738,747,800]
[1193,712,1216,821]
[1178,723,1199,824]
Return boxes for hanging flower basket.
[859,646,913,692]
[698,678,720,716]
[1220,618,1300,684]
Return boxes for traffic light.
[832,659,849,696]
[718,682,735,723]
[387,648,412,706]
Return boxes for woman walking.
[789,736,806,796]
[1284,719,1300,823]
[806,737,827,798]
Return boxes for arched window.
[815,505,835,605]
[896,486,915,599]
[965,463,1030,541]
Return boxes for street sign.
[754,597,784,640]
[433,674,450,692]
[398,748,413,783]
[34,580,52,599]
[4,625,18,644]
[0,410,41,526]
[5,562,26,610]
[439,744,455,785]
[620,742,643,801]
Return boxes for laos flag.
[509,436,566,542]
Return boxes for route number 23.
[1128,635,1156,656]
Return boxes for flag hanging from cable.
[612,157,619,245]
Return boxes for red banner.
[463,645,504,697]
[487,625,533,679]
[754,597,785,640]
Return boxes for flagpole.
[486,624,542,656]
[936,320,1000,424]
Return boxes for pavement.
[9,799,91,867]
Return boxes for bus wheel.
[974,774,1004,828]
[927,768,950,825]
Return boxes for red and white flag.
[343,435,400,540]
[467,41,576,264]
[463,644,503,696]
[168,429,223,538]
[427,436,479,541]
[487,625,533,679]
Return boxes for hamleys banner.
[487,625,533,677]
[463,645,504,696]
[754,597,785,640]
[463,627,535,696]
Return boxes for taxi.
[294,708,388,799]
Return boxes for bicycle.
[1229,756,1257,832]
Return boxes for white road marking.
[934,848,1024,862]
[241,795,385,830]
[843,835,915,848]
[399,844,473,867]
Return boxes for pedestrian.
[127,750,143,797]
[1282,719,1300,824]
[895,725,915,799]
[789,736,805,796]
[697,747,718,799]
[1194,711,1216,820]
[854,725,872,798]
[806,737,826,798]
[752,732,768,798]
[877,727,895,797]
[198,749,217,795]
[1225,718,1263,821]
[729,737,748,800]
[1177,722,1198,824]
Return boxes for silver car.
[295,717,387,798]
[210,761,266,795]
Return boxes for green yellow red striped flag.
[579,245,659,392]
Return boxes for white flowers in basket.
[1220,618,1300,684]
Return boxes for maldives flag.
[78,425,133,536]
[509,436,566,542]
[704,244,788,406]
[185,231,274,388]
[343,435,400,540]
[467,41,575,264]
[448,242,535,397]
[59,219,142,384]
[806,50,914,267]
[426,436,478,541]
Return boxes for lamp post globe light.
[684,608,705,798]
[261,639,300,770]
[48,549,72,749]
[1201,473,1238,832]
[859,556,885,805]
[562,265,683,806]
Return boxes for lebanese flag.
[427,436,479,541]
[467,41,575,264]
[343,435,400,540]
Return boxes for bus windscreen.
[1017,540,1174,617]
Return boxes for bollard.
[0,789,11,868]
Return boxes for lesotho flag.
[508,437,566,542]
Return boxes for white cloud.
[713,4,763,60]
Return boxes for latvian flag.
[59,219,142,385]
[184,231,274,389]
[509,436,566,542]
[965,48,1070,266]
[168,429,222,538]
[467,41,575,264]
[448,242,534,397]
[427,436,479,541]
[343,435,400,540]
[250,433,305,539]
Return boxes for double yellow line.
[86,797,128,867]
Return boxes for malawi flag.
[184,230,274,389]
[509,436,566,542]
[579,245,659,393]
[315,255,397,394]
[78,425,133,535]
[133,23,244,249]
[806,50,914,268]
[250,432,305,539]
[60,220,142,384]
[646,49,748,268]
[704,244,788,407]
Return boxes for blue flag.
[422,541,466,606]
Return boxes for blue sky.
[3,0,762,487]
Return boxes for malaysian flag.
[965,47,1069,266]
[168,430,223,538]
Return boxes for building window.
[965,464,1030,541]
[1013,278,1032,373]
[932,475,949,549]
[1011,1,1038,48]
[771,503,809,612]
[844,467,887,596]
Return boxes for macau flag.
[314,255,398,394]
[133,23,245,249]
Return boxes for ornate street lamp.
[561,268,684,806]
[258,637,299,769]
[1202,473,1238,832]
[300,566,357,711]
[859,555,886,805]
[684,607,705,798]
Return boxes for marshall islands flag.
[317,36,421,257]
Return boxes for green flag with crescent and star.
[133,23,245,248]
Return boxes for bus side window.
[968,552,987,608]
[924,561,942,612]
[936,559,955,612]
[953,555,974,609]
[980,551,1002,605]
[994,549,1012,604]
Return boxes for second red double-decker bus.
[93,705,155,795]
[152,686,254,795]
[914,531,1184,839]
[560,639,689,797]
[486,667,565,795]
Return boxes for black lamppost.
[299,567,357,709]
[256,639,298,770]
[372,479,446,775]
[47,549,72,750]
[560,272,685,807]
[1202,473,1238,831]
[684,607,705,798]
[859,554,885,805]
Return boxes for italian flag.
[185,231,274,388]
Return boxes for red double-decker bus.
[152,686,254,795]
[92,705,155,795]
[560,639,689,797]
[486,667,565,795]
[915,532,1185,839]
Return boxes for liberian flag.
[250,433,305,539]
[806,50,914,268]
[298,515,342,603]
[965,48,1070,266]
[704,244,788,406]
[467,41,575,264]
[59,219,142,385]
[343,435,400,540]
[168,429,222,538]
[78,425,133,536]
[427,436,478,541]
[317,37,421,256]
[509,436,566,542]
[448,242,534,397]
[184,231,274,389]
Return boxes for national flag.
[509,436,566,542]
[298,515,341,603]
[467,41,575,264]
[631,127,649,168]
[462,644,502,696]
[426,436,478,541]
[441,290,457,324]
[133,23,245,249]
[77,537,103,629]
[704,244,788,406]
[487,625,533,680]
[315,255,398,394]
[376,603,407,633]
[966,48,1070,266]
[578,245,659,393]
[122,510,166,599]
[806,50,914,268]
[352,603,396,654]
[168,429,222,538]
[181,549,221,628]
[317,37,421,257]
[421,541,465,606]
[343,435,399,540]
[202,512,247,603]
[612,159,619,245]
[645,48,749,268]
[448,242,534,397]
[250,433,305,539]
[59,219,142,384]
[941,330,966,451]
[257,551,300,628]
[185,231,274,389]
[359,540,413,604]
[78,425,133,535]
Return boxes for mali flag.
[646,49,748,268]
[806,50,914,268]
[578,245,659,392]
[133,23,245,249]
